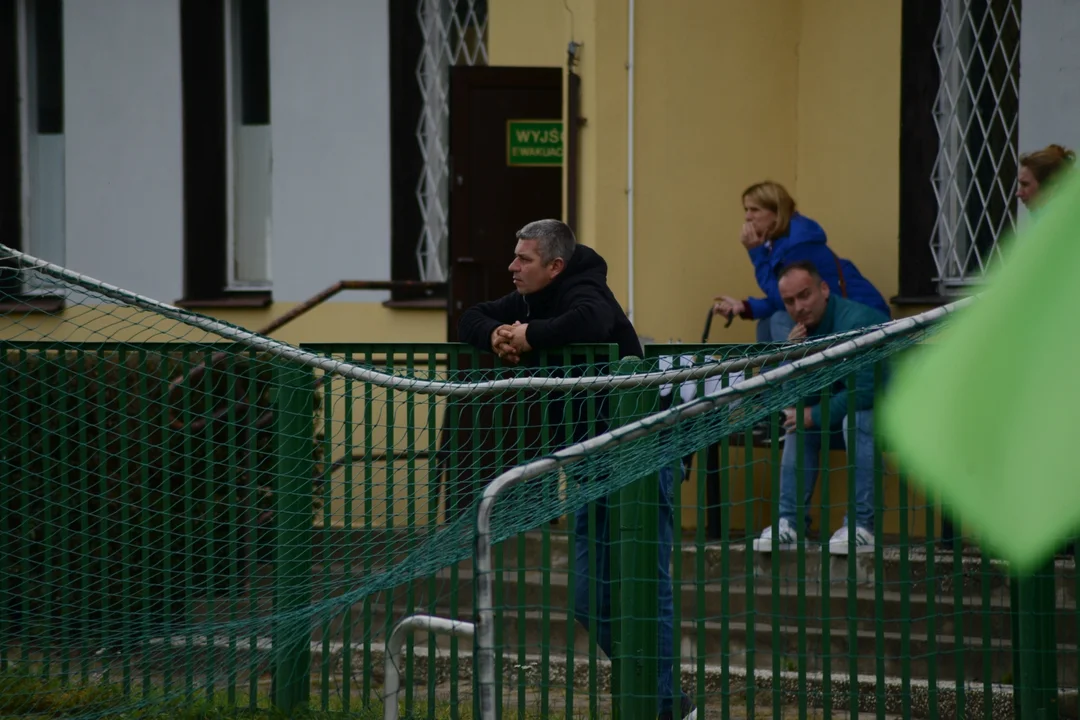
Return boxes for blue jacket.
[743,214,890,321]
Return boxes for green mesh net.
[0,246,961,718]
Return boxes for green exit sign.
[506,120,563,167]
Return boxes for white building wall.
[268,0,392,303]
[1018,0,1080,172]
[59,0,391,305]
[63,0,184,302]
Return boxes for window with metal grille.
[390,0,487,300]
[930,0,1021,296]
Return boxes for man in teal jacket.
[752,260,889,556]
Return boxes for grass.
[0,665,556,720]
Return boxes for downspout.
[626,0,636,321]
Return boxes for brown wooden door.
[446,66,563,342]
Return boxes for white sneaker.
[828,525,875,556]
[752,518,798,552]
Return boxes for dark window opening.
[388,0,444,304]
[178,0,271,306]
[238,0,269,126]
[0,0,22,257]
[0,0,64,310]
[897,0,1021,304]
[180,0,229,302]
[896,0,942,302]
[35,0,63,135]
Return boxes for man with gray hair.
[459,219,696,720]
[459,218,640,364]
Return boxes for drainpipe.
[626,0,636,321]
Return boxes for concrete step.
[302,587,1075,687]
[134,634,1072,720]
[450,528,1080,600]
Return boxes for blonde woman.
[713,181,889,342]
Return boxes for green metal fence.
[0,340,1070,719]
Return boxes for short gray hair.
[516,219,576,264]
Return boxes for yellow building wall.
[0,302,446,345]
[489,0,903,344]
[490,0,910,534]
[795,0,903,306]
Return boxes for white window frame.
[14,0,66,294]
[223,0,272,291]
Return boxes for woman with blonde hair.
[1017,143,1076,211]
[714,181,889,342]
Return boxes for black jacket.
[458,244,642,361]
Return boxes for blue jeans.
[756,311,795,343]
[573,466,689,714]
[778,409,876,532]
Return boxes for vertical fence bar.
[40,352,55,684]
[769,409,782,720]
[341,351,356,714]
[450,347,465,720]
[952,503,965,719]
[384,347,399,706]
[118,349,134,697]
[182,349,196,697]
[201,350,218,700]
[159,351,173,696]
[83,349,98,686]
[424,348,438,719]
[669,382,683,720]
[246,351,261,710]
[873,363,886,720]
[20,350,34,667]
[845,372,858,720]
[0,350,7,674]
[819,387,833,720]
[586,366,600,720]
[224,353,240,706]
[97,350,113,683]
[539,351,556,720]
[139,351,154,699]
[449,347,466,720]
[320,366,335,711]
[363,349,375,705]
[405,349,418,716]
[271,360,314,714]
[514,381,527,720]
[744,366,757,719]
[0,350,9,674]
[925,486,938,720]
[613,358,657,720]
[717,369,732,720]
[58,351,73,686]
[898,468,911,720]
[794,397,807,720]
[980,542,993,720]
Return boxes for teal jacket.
[804,295,891,429]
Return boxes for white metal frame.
[13,0,66,294]
[223,0,272,291]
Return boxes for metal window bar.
[931,0,1021,295]
[415,0,488,282]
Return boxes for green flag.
[881,168,1080,573]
